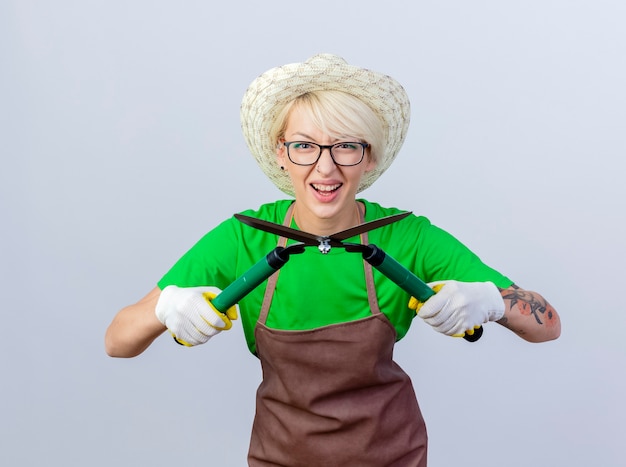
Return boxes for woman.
[105,54,561,466]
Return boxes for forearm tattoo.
[501,284,556,325]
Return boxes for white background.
[1,1,625,466]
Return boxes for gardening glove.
[409,280,504,337]
[155,285,238,347]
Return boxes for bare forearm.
[105,287,166,358]
[497,284,561,342]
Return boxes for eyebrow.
[288,132,349,142]
[289,132,324,141]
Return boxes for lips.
[311,183,342,195]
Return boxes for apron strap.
[258,203,293,325]
[358,202,382,316]
[258,202,381,325]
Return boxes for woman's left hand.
[411,280,505,337]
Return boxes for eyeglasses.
[283,141,369,167]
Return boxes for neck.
[293,201,362,236]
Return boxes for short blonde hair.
[269,90,386,164]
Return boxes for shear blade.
[235,210,411,247]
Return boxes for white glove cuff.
[483,281,506,322]
[155,285,180,325]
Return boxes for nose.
[315,147,336,174]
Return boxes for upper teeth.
[313,184,340,192]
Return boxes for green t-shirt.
[158,199,512,354]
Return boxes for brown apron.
[248,205,428,466]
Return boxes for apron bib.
[248,204,428,466]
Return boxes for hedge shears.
[208,211,482,342]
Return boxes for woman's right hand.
[155,285,238,347]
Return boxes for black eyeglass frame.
[282,141,370,167]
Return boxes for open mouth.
[311,183,342,196]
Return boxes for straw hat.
[240,54,410,196]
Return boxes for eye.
[335,143,359,150]
[289,141,318,153]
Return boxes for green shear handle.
[209,245,302,313]
[208,241,482,342]
[357,244,483,342]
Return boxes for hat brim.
[240,54,410,196]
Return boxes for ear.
[364,156,377,173]
[275,141,287,168]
